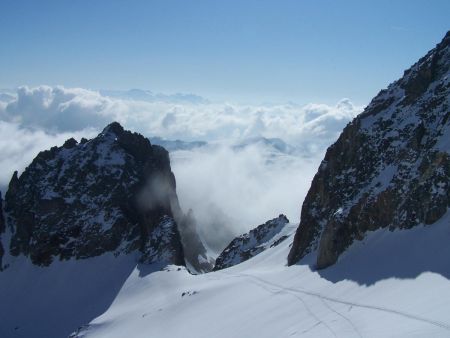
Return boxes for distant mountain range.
[151,135,309,158]
[100,89,208,104]
[149,137,208,152]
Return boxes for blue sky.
[1,0,449,104]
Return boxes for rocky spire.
[3,122,185,267]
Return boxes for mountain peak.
[288,30,450,268]
[442,29,450,45]
[102,121,125,136]
[2,123,184,267]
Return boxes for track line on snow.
[218,272,339,337]
[281,285,338,337]
[234,273,362,337]
[299,321,322,335]
[228,272,450,332]
[319,298,362,338]
[282,287,338,337]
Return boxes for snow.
[435,119,450,153]
[0,253,138,338]
[215,217,292,270]
[67,211,450,338]
[373,164,397,191]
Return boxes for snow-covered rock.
[0,122,214,338]
[214,214,289,270]
[1,122,185,267]
[288,31,450,268]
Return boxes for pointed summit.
[3,123,184,267]
[102,121,125,136]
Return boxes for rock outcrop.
[2,122,186,267]
[214,215,289,270]
[288,31,450,269]
[177,209,214,272]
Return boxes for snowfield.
[70,211,450,338]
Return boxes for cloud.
[1,86,116,132]
[171,145,320,254]
[0,85,364,252]
[0,85,362,144]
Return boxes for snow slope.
[73,211,450,338]
[0,253,138,338]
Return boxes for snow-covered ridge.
[214,214,290,270]
[1,122,184,268]
[0,122,221,338]
[289,30,450,269]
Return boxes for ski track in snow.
[217,271,339,337]
[4,217,450,338]
[221,271,450,333]
[93,215,450,338]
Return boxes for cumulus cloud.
[1,86,117,132]
[0,85,361,143]
[0,85,364,252]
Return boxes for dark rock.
[288,31,450,269]
[63,138,78,149]
[176,209,214,272]
[214,215,289,270]
[0,192,4,234]
[3,122,185,267]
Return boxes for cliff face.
[288,31,450,269]
[2,122,185,267]
[214,215,289,270]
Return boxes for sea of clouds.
[0,85,364,253]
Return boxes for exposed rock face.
[177,209,214,273]
[2,122,185,267]
[288,31,450,269]
[214,215,289,270]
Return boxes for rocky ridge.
[288,31,450,268]
[0,122,209,270]
[214,214,289,270]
